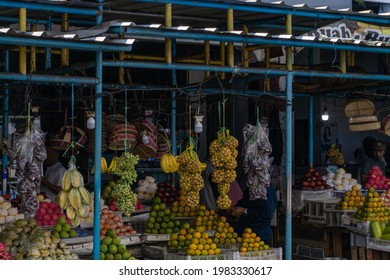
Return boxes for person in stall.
[41,145,66,201]
[361,140,387,184]
[230,184,277,246]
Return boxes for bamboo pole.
[220,42,225,80]
[243,25,248,76]
[119,34,125,84]
[285,14,292,71]
[61,13,69,67]
[340,50,346,73]
[227,8,234,67]
[19,8,27,74]
[30,24,36,73]
[165,4,172,64]
[204,40,210,78]
[265,47,270,91]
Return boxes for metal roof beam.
[0,72,98,85]
[0,33,133,52]
[0,0,98,16]
[102,60,390,82]
[135,0,390,25]
[110,26,390,55]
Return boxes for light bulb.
[321,107,329,121]
[194,121,203,133]
[87,116,95,129]
[142,134,150,144]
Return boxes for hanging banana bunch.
[106,156,118,174]
[90,157,108,174]
[58,156,91,227]
[160,153,179,173]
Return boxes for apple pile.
[364,166,390,190]
[300,167,330,191]
[35,201,69,226]
[154,181,179,206]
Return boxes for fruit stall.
[2,0,390,261]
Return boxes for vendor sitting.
[361,140,387,184]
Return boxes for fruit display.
[363,166,390,190]
[0,242,15,260]
[0,196,24,224]
[154,181,179,206]
[380,189,390,209]
[160,153,179,173]
[109,152,139,217]
[209,129,238,209]
[168,223,221,256]
[144,197,180,234]
[90,156,108,174]
[79,192,107,226]
[13,124,47,218]
[58,159,92,227]
[238,227,269,253]
[113,151,139,183]
[353,188,390,222]
[242,122,272,200]
[135,176,157,202]
[298,167,330,191]
[176,142,205,208]
[52,217,78,239]
[100,208,136,238]
[102,180,116,204]
[193,205,219,230]
[336,185,365,210]
[0,218,78,260]
[100,229,136,260]
[211,216,239,246]
[171,192,198,217]
[326,168,361,191]
[35,200,68,227]
[326,143,344,166]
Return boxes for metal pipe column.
[285,72,293,260]
[92,0,103,261]
[309,96,314,165]
[45,17,52,70]
[19,8,26,74]
[2,50,9,195]
[285,13,293,261]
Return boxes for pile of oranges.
[336,185,365,210]
[168,223,221,256]
[238,228,269,253]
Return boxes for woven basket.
[108,133,137,151]
[50,126,87,150]
[349,121,381,132]
[345,99,376,118]
[348,115,378,124]
[132,143,157,160]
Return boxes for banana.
[90,165,95,175]
[170,155,179,172]
[160,154,169,173]
[107,156,118,174]
[101,157,108,174]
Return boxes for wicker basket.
[49,126,87,150]
[345,99,376,118]
[349,121,381,132]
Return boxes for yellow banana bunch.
[106,156,118,174]
[90,157,108,174]
[58,167,91,227]
[160,153,179,173]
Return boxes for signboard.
[306,19,390,43]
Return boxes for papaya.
[370,221,382,239]
[380,222,387,232]
[380,233,390,241]
[383,226,390,235]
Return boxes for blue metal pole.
[0,1,97,16]
[171,40,177,156]
[45,17,52,70]
[0,15,94,26]
[285,72,293,260]
[102,60,390,82]
[2,50,9,195]
[109,26,390,55]
[0,72,98,84]
[136,0,390,25]
[92,0,103,261]
[0,34,133,52]
[309,96,314,165]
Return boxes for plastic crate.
[143,245,167,260]
[68,242,93,256]
[324,209,356,227]
[350,231,369,247]
[128,244,143,259]
[367,237,390,253]
[344,218,370,234]
[302,198,340,224]
[311,247,324,259]
[120,234,142,246]
[141,233,171,242]
[296,245,311,258]
[236,248,283,260]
